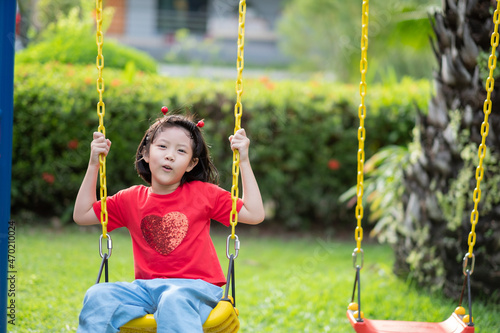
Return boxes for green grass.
[12,226,500,332]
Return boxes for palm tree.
[397,0,500,298]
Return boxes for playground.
[3,0,500,332]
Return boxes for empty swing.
[346,0,499,332]
[91,0,248,332]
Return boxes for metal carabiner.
[463,252,475,275]
[226,234,240,260]
[99,233,113,259]
[352,248,364,269]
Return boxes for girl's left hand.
[229,128,250,161]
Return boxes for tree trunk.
[397,0,500,299]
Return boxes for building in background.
[104,0,289,66]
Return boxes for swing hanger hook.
[99,234,113,259]
[462,252,475,276]
[352,248,364,269]
[226,234,240,260]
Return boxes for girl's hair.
[135,114,219,185]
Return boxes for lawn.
[11,225,500,332]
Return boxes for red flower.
[16,13,21,35]
[259,76,275,89]
[42,172,55,184]
[68,139,79,150]
[328,159,341,170]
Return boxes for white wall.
[208,0,282,40]
[126,0,157,36]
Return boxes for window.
[158,0,208,34]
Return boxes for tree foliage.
[277,0,440,81]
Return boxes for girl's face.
[144,126,198,194]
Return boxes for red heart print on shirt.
[141,212,189,255]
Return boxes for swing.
[346,1,499,332]
[91,1,248,332]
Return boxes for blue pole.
[0,1,16,332]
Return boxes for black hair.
[135,114,219,185]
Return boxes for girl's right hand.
[90,132,111,167]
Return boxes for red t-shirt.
[93,181,243,286]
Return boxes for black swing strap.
[96,253,109,284]
[222,254,236,307]
[350,266,362,322]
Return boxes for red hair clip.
[196,120,205,128]
[161,106,168,115]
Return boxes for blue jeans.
[77,279,223,333]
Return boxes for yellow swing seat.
[203,298,240,333]
[120,315,156,333]
[120,298,239,333]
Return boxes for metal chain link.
[354,0,369,257]
[229,0,246,240]
[95,0,108,239]
[466,0,500,262]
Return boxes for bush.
[16,4,157,73]
[35,0,82,32]
[12,62,430,228]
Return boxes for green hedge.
[12,62,430,228]
[15,37,158,74]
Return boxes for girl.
[73,112,265,333]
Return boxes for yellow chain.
[467,0,500,258]
[96,0,108,239]
[229,0,246,239]
[354,0,369,253]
